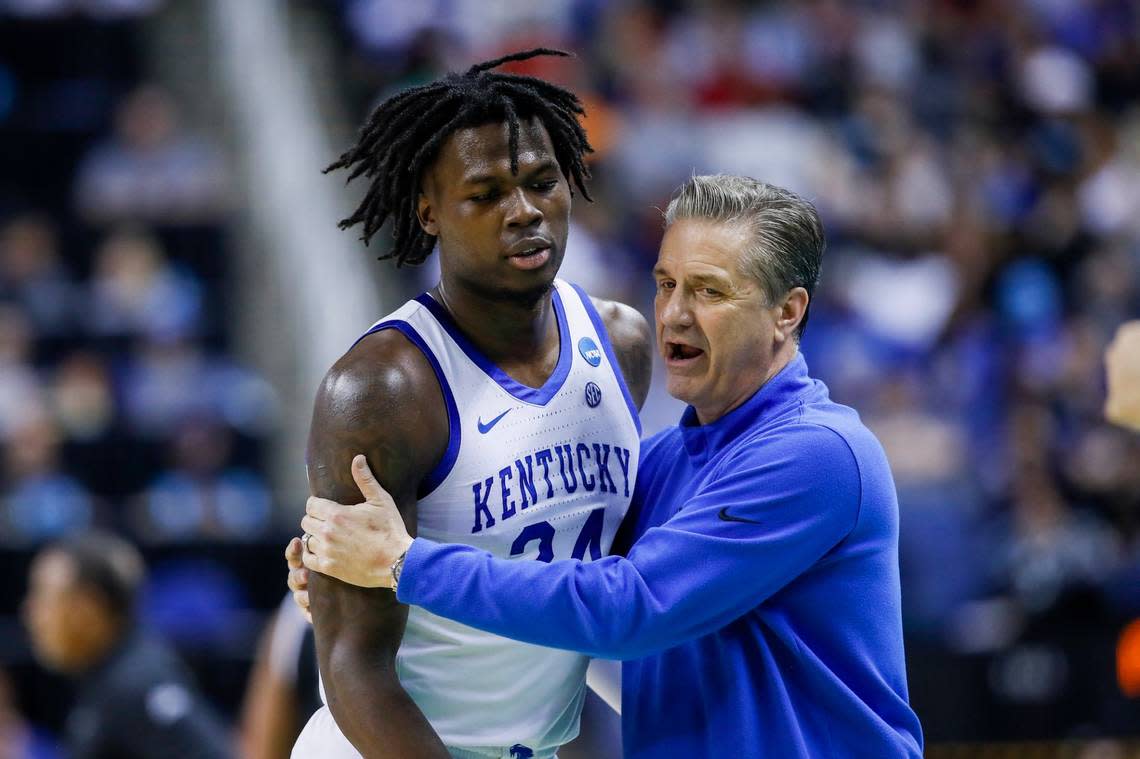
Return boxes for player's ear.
[417,190,439,236]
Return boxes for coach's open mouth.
[666,342,704,361]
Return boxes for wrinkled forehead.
[656,218,754,275]
[428,117,557,187]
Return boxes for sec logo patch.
[578,337,602,367]
[585,381,602,408]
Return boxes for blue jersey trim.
[413,290,573,406]
[355,319,460,499]
[569,283,643,436]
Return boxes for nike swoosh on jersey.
[718,507,762,525]
[477,409,511,434]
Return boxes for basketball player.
[289,49,652,758]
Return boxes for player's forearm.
[322,639,449,758]
[310,574,449,758]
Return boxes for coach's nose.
[658,288,694,330]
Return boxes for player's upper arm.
[306,328,449,516]
[306,330,453,759]
[592,297,652,411]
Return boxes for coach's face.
[417,118,571,303]
[654,218,804,424]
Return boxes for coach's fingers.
[286,537,304,569]
[352,454,390,505]
[300,547,327,575]
[288,565,309,593]
[292,589,312,625]
[305,496,335,521]
[292,588,309,610]
[300,515,325,542]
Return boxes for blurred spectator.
[2,415,94,544]
[48,352,115,443]
[0,215,77,338]
[866,373,989,639]
[21,531,231,758]
[73,85,228,225]
[994,464,1122,616]
[87,227,202,342]
[0,304,44,441]
[119,337,277,439]
[135,417,271,542]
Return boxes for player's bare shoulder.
[308,329,449,502]
[589,296,652,410]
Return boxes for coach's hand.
[299,454,414,589]
[1106,320,1140,432]
[285,538,312,624]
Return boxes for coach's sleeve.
[397,423,862,659]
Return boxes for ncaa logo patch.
[578,336,602,367]
[584,381,602,408]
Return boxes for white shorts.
[292,706,357,759]
[291,706,557,759]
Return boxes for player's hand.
[300,454,414,589]
[285,538,312,624]
[1106,320,1140,432]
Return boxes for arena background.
[1,0,1139,756]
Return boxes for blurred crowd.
[0,3,288,756]
[0,3,278,548]
[329,0,1140,740]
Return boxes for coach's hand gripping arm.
[303,333,450,758]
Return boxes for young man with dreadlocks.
[287,49,651,758]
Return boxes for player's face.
[654,218,783,424]
[418,118,571,304]
[22,551,87,672]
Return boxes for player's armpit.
[305,329,451,758]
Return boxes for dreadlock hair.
[324,48,594,267]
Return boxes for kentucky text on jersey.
[471,442,634,533]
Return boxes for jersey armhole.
[356,319,461,499]
[566,282,643,436]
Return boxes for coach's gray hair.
[664,174,824,337]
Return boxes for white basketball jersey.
[349,279,640,751]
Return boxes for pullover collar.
[678,352,815,461]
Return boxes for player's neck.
[433,280,559,369]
